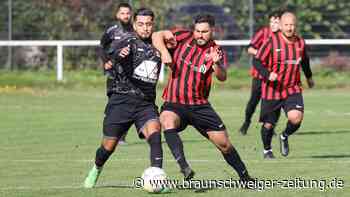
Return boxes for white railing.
[1,39,350,81]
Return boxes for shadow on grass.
[309,154,350,159]
[296,130,350,135]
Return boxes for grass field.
[1,87,349,197]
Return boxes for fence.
[1,39,350,82]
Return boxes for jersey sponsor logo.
[285,57,302,65]
[133,60,159,83]
[193,64,207,74]
[275,48,283,52]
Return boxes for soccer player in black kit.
[99,3,133,144]
[84,8,164,188]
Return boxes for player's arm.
[253,39,277,81]
[99,29,115,70]
[152,30,176,66]
[211,47,227,81]
[301,49,314,88]
[247,28,264,56]
[247,47,258,56]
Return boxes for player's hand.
[268,72,278,81]
[160,50,173,66]
[210,46,223,64]
[307,77,315,88]
[118,45,130,58]
[104,60,113,70]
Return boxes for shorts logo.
[296,105,303,109]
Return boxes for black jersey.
[108,34,162,102]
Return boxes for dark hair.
[133,8,155,21]
[116,2,132,12]
[193,14,215,27]
[268,9,283,19]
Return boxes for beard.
[196,39,207,46]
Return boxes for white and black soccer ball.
[141,167,168,193]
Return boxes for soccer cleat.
[239,175,260,190]
[84,165,102,188]
[280,134,289,157]
[181,166,195,181]
[118,140,127,145]
[239,121,251,135]
[263,150,275,159]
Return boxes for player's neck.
[280,32,296,44]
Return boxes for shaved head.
[280,12,297,39]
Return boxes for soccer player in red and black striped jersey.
[253,12,314,159]
[239,10,282,135]
[152,14,254,183]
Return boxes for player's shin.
[261,125,274,151]
[282,121,301,137]
[147,132,163,168]
[164,129,190,170]
[95,145,114,168]
[221,146,250,179]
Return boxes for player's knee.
[263,122,274,130]
[218,142,233,154]
[143,121,161,138]
[102,142,116,152]
[288,111,303,124]
[160,112,179,129]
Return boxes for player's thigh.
[103,95,134,139]
[259,99,282,127]
[191,104,226,138]
[160,102,186,130]
[134,102,160,139]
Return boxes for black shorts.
[160,102,226,137]
[260,93,304,125]
[103,94,159,139]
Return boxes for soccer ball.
[141,167,168,193]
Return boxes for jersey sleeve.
[249,27,265,49]
[255,38,272,64]
[171,28,192,42]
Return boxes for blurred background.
[0,0,349,80]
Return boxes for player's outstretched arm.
[152,30,175,66]
[210,47,227,81]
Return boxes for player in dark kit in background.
[99,3,133,145]
[84,8,165,188]
[152,14,255,184]
[253,11,314,159]
[239,10,281,135]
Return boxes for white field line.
[2,158,350,163]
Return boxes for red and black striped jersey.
[162,29,228,105]
[249,26,273,79]
[255,31,307,100]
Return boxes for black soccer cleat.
[263,150,275,159]
[239,175,260,190]
[181,166,195,181]
[280,134,289,157]
[239,121,251,135]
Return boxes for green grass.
[1,87,349,197]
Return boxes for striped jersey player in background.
[239,10,282,135]
[253,11,314,159]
